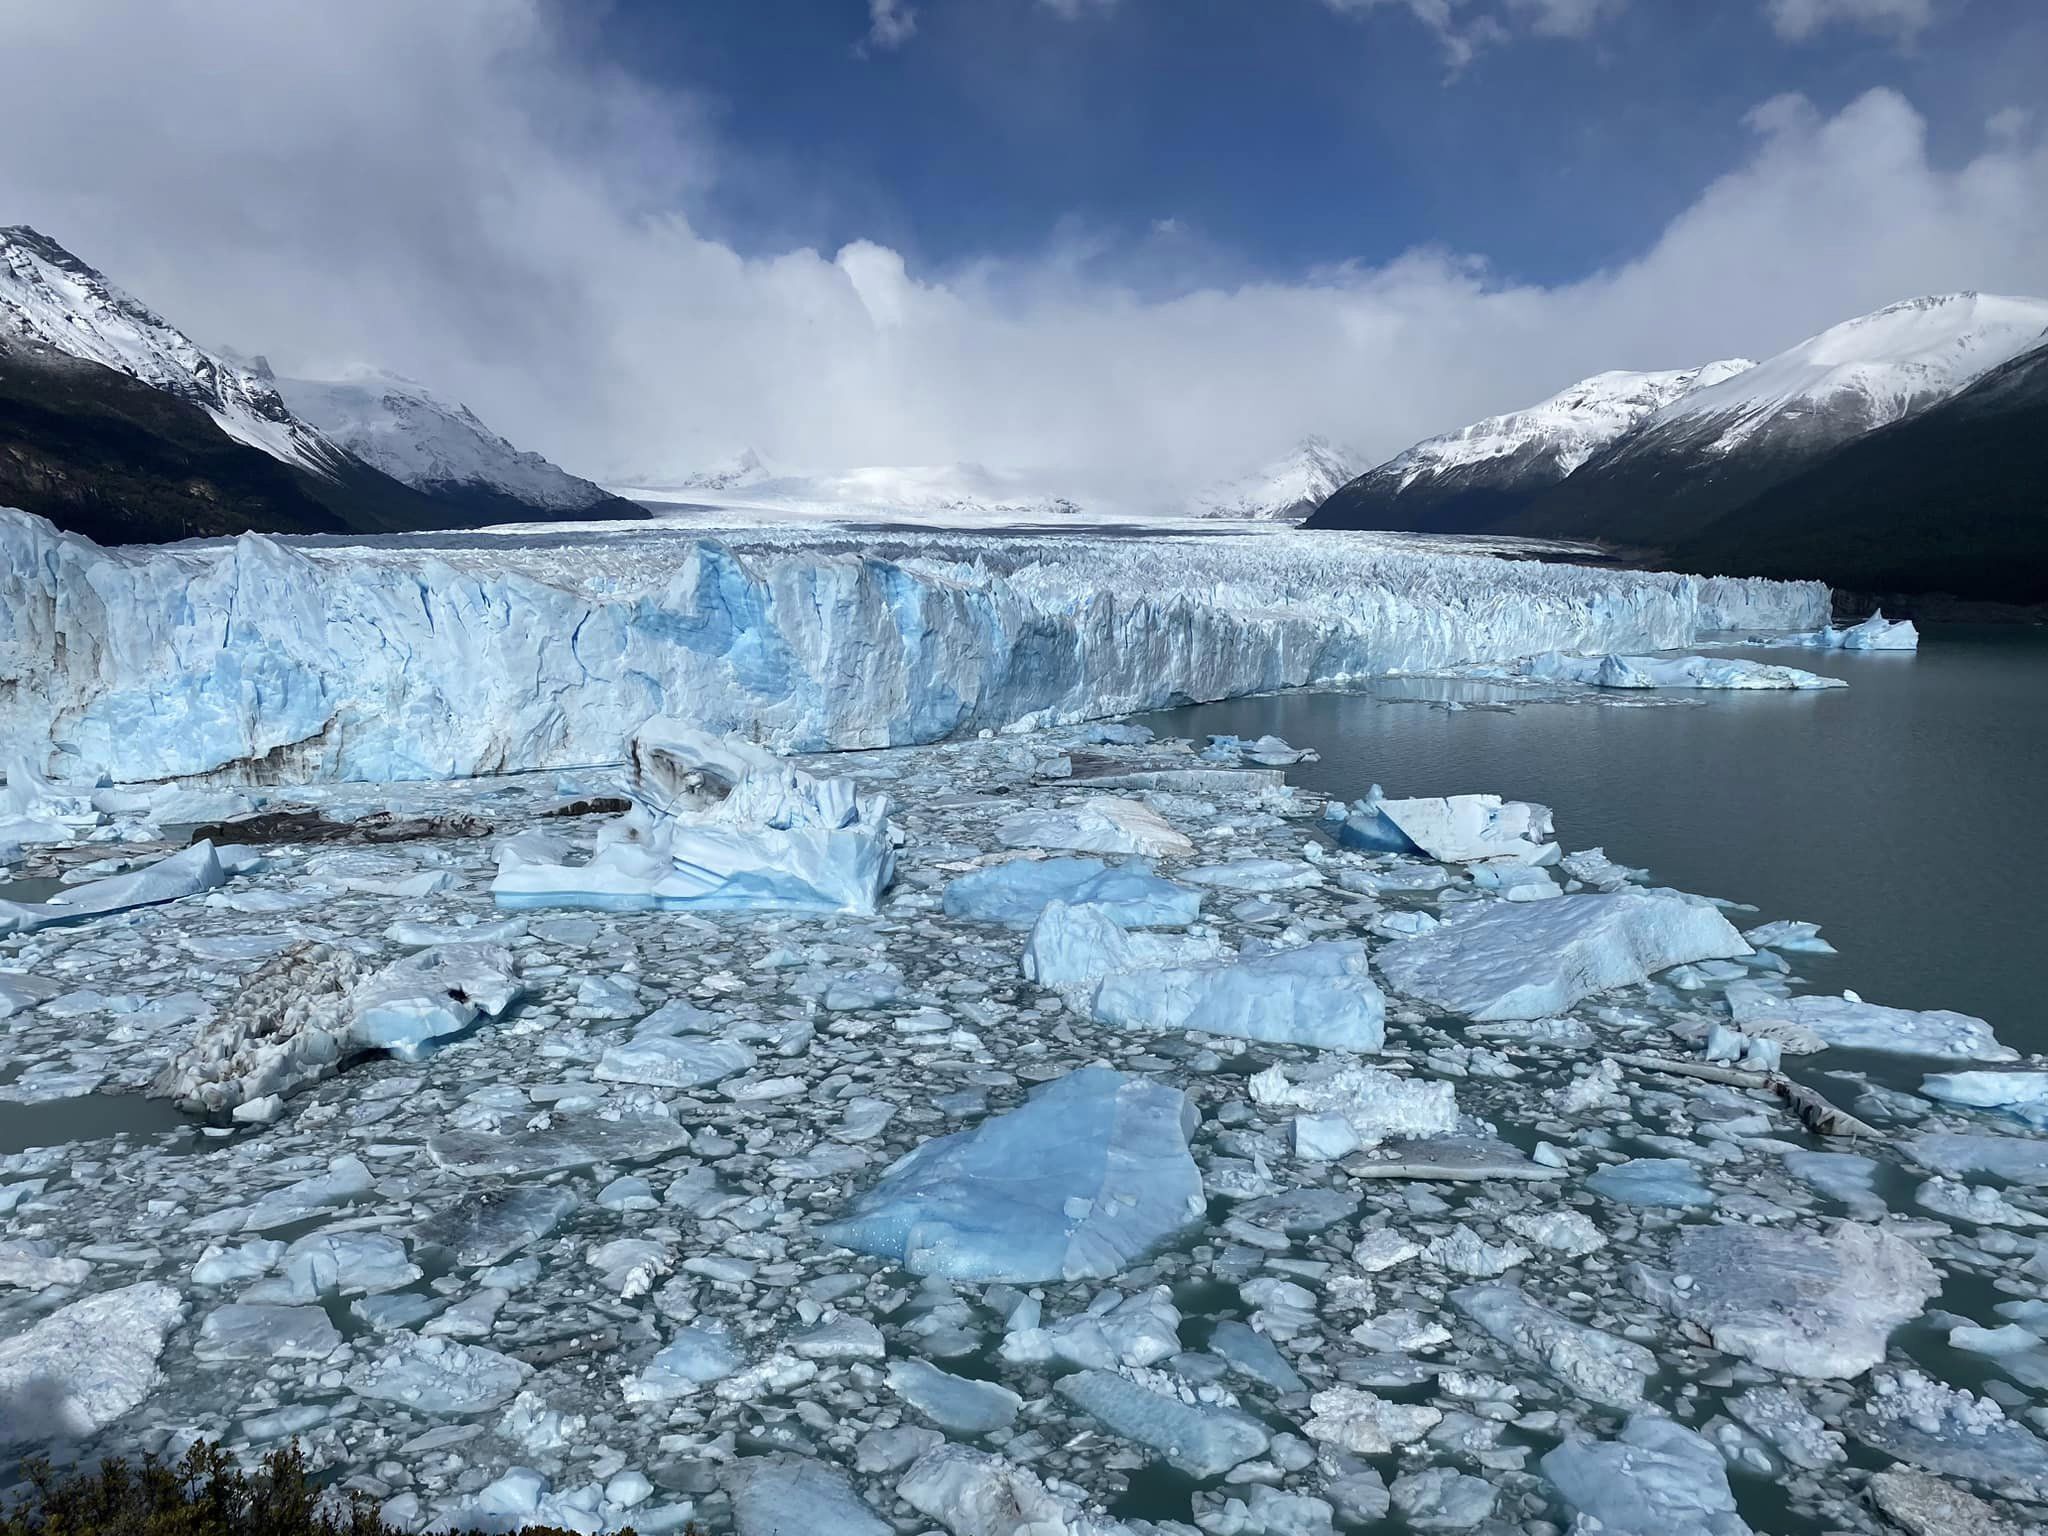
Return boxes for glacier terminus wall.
[0,509,1829,786]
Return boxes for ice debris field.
[0,512,2018,1536]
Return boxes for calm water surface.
[1142,626,2048,1052]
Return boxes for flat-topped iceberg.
[1632,1222,1939,1379]
[1055,1368,1271,1477]
[996,797,1193,857]
[821,1067,1203,1283]
[1378,890,1750,1020]
[0,1282,185,1443]
[1090,938,1387,1050]
[493,723,894,915]
[1921,1071,2048,1127]
[1022,900,1228,992]
[1543,1416,1751,1536]
[1335,792,1557,865]
[943,856,1200,929]
[0,841,224,934]
[1728,989,2012,1062]
[1516,651,1844,690]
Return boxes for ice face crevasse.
[0,511,1827,784]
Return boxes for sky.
[2,0,2046,502]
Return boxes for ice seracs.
[822,1067,1203,1283]
[494,724,895,915]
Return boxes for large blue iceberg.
[820,1067,1204,1283]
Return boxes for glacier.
[0,509,1827,785]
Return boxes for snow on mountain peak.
[273,369,613,512]
[1380,359,1757,489]
[1649,291,2048,454]
[0,225,341,478]
[1194,436,1362,521]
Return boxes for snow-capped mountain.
[613,459,1096,522]
[1193,437,1361,522]
[1,224,343,477]
[613,448,778,498]
[1305,360,1751,534]
[1507,292,2048,546]
[274,368,622,516]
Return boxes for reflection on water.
[1141,626,2046,1049]
[0,1091,199,1155]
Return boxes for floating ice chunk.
[0,1238,91,1291]
[1728,990,2012,1061]
[194,1304,342,1362]
[1850,1370,2048,1497]
[1350,1135,1565,1182]
[349,944,523,1060]
[822,1067,1203,1283]
[1000,1288,1180,1371]
[1726,1385,1845,1469]
[1781,1150,1884,1217]
[428,1112,691,1178]
[349,1335,528,1415]
[0,1282,184,1443]
[1907,1133,2048,1187]
[1207,1319,1305,1393]
[1518,651,1844,690]
[1058,1368,1270,1476]
[1391,1467,1495,1531]
[595,1036,757,1090]
[1633,1221,1938,1378]
[1503,1209,1606,1257]
[270,1230,421,1300]
[1425,1226,1531,1277]
[791,1316,887,1361]
[1452,1285,1655,1409]
[889,1359,1022,1435]
[1542,1415,1751,1536]
[1922,1071,2048,1127]
[0,841,224,934]
[1346,794,1557,866]
[898,1444,1129,1536]
[1251,1062,1458,1148]
[1589,1157,1715,1209]
[727,1455,890,1536]
[241,1155,373,1231]
[1200,733,1318,766]
[1091,940,1386,1051]
[1742,920,1835,954]
[1181,858,1323,892]
[1378,891,1750,1021]
[1468,859,1559,900]
[412,1187,579,1267]
[1794,611,1919,651]
[1303,1387,1442,1453]
[1915,1176,2045,1227]
[942,856,1200,929]
[1867,1469,2018,1536]
[1022,900,1229,993]
[496,724,894,915]
[622,1328,743,1403]
[996,796,1193,857]
[1087,722,1155,746]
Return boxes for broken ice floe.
[0,841,224,934]
[941,855,1200,929]
[1088,938,1386,1050]
[0,1282,185,1443]
[996,795,1194,857]
[1792,610,1920,650]
[1542,1415,1750,1536]
[1727,987,2013,1061]
[1331,791,1556,864]
[1509,651,1844,690]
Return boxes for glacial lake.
[1141,626,2048,1068]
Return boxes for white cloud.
[1764,0,1935,43]
[1039,0,1120,16]
[1320,0,1632,66]
[1,3,2043,503]
[865,0,917,50]
[1508,0,1629,37]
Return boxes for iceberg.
[1542,1416,1751,1536]
[1248,1063,1458,1146]
[1587,1157,1715,1209]
[1728,989,2013,1062]
[494,724,894,915]
[1022,899,1229,992]
[996,797,1193,857]
[888,1360,1022,1435]
[412,1187,580,1268]
[594,1035,757,1090]
[1055,1368,1271,1477]
[821,1067,1204,1283]
[348,1335,528,1414]
[1515,651,1845,689]
[1793,611,1920,651]
[1451,1285,1655,1409]
[1336,793,1556,865]
[0,509,1825,785]
[899,1444,1131,1536]
[726,1456,889,1536]
[0,1282,185,1443]
[0,841,224,934]
[1921,1070,2048,1127]
[1849,1371,2048,1497]
[1090,939,1386,1050]
[427,1113,692,1178]
[942,855,1200,929]
[1633,1222,1939,1378]
[1378,890,1750,1021]
[1906,1132,2048,1187]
